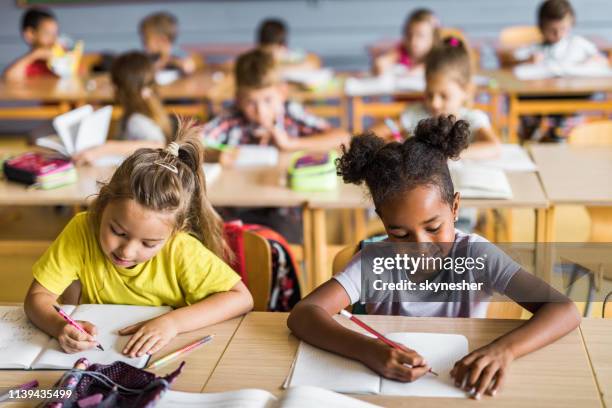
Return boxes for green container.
[288,151,338,192]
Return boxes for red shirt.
[25,59,55,78]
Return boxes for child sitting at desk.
[73,51,172,165]
[287,116,581,400]
[256,18,320,72]
[3,7,59,81]
[503,0,607,141]
[139,11,197,75]
[373,8,440,76]
[373,37,500,160]
[25,124,253,357]
[202,48,348,155]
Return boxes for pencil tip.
[97,344,105,351]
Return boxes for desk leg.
[311,208,329,290]
[352,97,364,133]
[508,94,519,143]
[301,206,313,295]
[535,207,556,282]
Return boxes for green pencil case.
[288,151,338,192]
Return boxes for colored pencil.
[147,334,214,369]
[53,305,104,351]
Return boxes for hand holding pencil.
[339,310,437,382]
[54,305,104,353]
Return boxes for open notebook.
[157,386,380,408]
[287,333,468,398]
[514,63,612,80]
[450,164,513,199]
[0,304,170,370]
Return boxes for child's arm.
[270,127,350,152]
[461,127,501,160]
[24,280,99,353]
[288,280,431,382]
[2,48,53,81]
[373,50,398,76]
[119,281,253,358]
[73,140,165,166]
[450,269,580,399]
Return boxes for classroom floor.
[1,135,610,316]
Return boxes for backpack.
[224,222,301,311]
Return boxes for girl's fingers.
[119,322,142,335]
[491,369,507,396]
[397,350,424,367]
[137,335,160,357]
[123,330,144,354]
[147,339,165,356]
[467,357,488,388]
[474,365,498,400]
[128,332,154,357]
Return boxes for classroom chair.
[331,244,523,319]
[242,230,273,311]
[497,26,542,68]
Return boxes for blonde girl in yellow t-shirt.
[24,122,253,357]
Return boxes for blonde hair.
[425,36,472,88]
[89,120,230,261]
[235,48,279,91]
[111,51,173,141]
[139,12,178,43]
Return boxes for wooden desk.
[487,70,612,142]
[581,319,612,408]
[0,303,243,407]
[306,171,550,289]
[204,312,601,407]
[530,145,612,242]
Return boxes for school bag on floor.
[224,221,301,311]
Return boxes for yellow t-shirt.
[33,212,240,307]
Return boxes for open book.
[451,164,513,199]
[157,386,380,408]
[458,144,536,172]
[36,105,113,157]
[287,333,468,398]
[0,304,170,370]
[514,62,612,80]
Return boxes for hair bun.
[336,132,386,185]
[413,115,470,159]
[442,35,465,49]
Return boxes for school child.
[25,125,253,357]
[373,37,500,160]
[256,18,320,71]
[373,8,440,76]
[287,115,581,399]
[3,8,59,81]
[504,0,607,141]
[139,11,196,74]
[202,48,348,155]
[73,51,172,165]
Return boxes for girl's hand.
[119,315,178,358]
[58,320,98,353]
[450,343,514,399]
[73,145,106,166]
[269,127,295,151]
[360,337,431,382]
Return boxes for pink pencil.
[53,305,104,351]
[339,309,438,376]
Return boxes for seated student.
[202,49,348,155]
[373,8,439,76]
[73,51,172,165]
[3,7,59,81]
[25,125,253,356]
[257,18,320,71]
[505,0,605,67]
[139,11,196,74]
[502,0,607,141]
[287,116,581,399]
[373,37,500,160]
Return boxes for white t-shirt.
[123,113,166,142]
[333,230,521,318]
[513,35,600,65]
[399,104,491,143]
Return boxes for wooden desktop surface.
[203,312,602,407]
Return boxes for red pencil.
[53,305,104,351]
[339,309,438,376]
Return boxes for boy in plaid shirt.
[202,49,348,152]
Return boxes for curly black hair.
[336,115,469,208]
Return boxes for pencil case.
[3,152,75,188]
[287,151,338,192]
